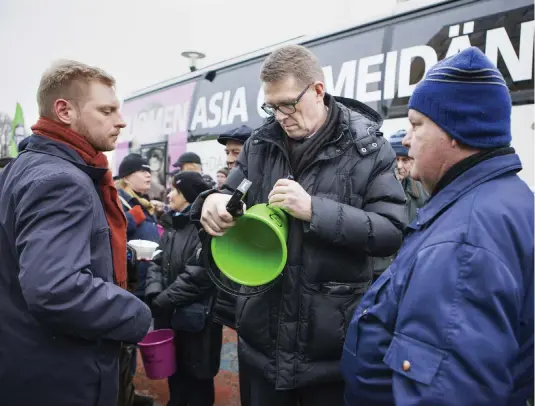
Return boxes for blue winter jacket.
[0,135,152,406]
[118,188,160,297]
[341,153,534,406]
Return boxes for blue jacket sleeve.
[15,174,152,344]
[124,211,138,238]
[389,243,520,406]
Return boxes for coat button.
[402,360,411,371]
[362,308,368,316]
[361,147,367,153]
[371,142,378,148]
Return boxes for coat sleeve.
[190,141,249,223]
[15,174,151,344]
[153,239,214,311]
[390,243,520,406]
[144,234,167,298]
[305,140,407,256]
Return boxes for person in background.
[172,151,202,173]
[390,129,428,219]
[146,171,222,406]
[372,129,429,281]
[115,153,160,298]
[0,59,151,406]
[341,46,534,406]
[195,44,406,405]
[145,147,167,203]
[216,167,228,189]
[202,173,217,189]
[217,125,252,170]
[115,152,160,406]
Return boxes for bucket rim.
[211,206,288,286]
[138,328,175,347]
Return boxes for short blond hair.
[260,44,324,86]
[37,59,116,118]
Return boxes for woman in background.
[115,153,160,406]
[146,171,222,406]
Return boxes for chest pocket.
[343,269,397,357]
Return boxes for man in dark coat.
[0,60,151,406]
[194,44,407,405]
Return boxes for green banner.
[9,103,25,157]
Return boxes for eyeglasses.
[261,84,311,116]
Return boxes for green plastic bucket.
[210,204,288,286]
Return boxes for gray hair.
[260,44,324,85]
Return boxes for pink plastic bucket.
[138,329,176,380]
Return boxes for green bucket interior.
[211,208,287,287]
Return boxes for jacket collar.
[253,94,383,162]
[22,134,108,181]
[409,154,522,230]
[171,206,191,230]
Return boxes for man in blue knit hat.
[341,47,534,405]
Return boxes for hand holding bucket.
[210,203,288,286]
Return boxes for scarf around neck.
[31,117,128,289]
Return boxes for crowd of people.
[0,44,532,406]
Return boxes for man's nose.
[402,131,411,148]
[275,109,289,121]
[116,113,127,128]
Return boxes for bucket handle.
[200,231,282,297]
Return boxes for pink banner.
[116,82,196,174]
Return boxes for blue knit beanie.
[408,46,511,149]
[389,129,408,157]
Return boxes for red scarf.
[31,117,128,289]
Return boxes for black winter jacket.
[192,95,407,389]
[146,211,222,379]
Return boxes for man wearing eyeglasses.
[194,44,407,406]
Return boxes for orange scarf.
[32,117,128,289]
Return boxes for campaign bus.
[115,0,534,189]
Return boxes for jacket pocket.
[343,270,392,357]
[384,332,446,385]
[305,282,368,361]
[236,295,274,353]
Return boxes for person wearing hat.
[172,151,202,173]
[372,130,429,281]
[217,125,252,170]
[341,47,534,406]
[146,171,222,406]
[390,129,428,222]
[115,153,159,406]
[216,167,229,190]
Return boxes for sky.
[0,0,397,127]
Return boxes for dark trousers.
[245,371,344,406]
[167,372,214,406]
[238,340,251,406]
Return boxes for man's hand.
[200,193,238,237]
[268,179,312,221]
[151,200,165,213]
